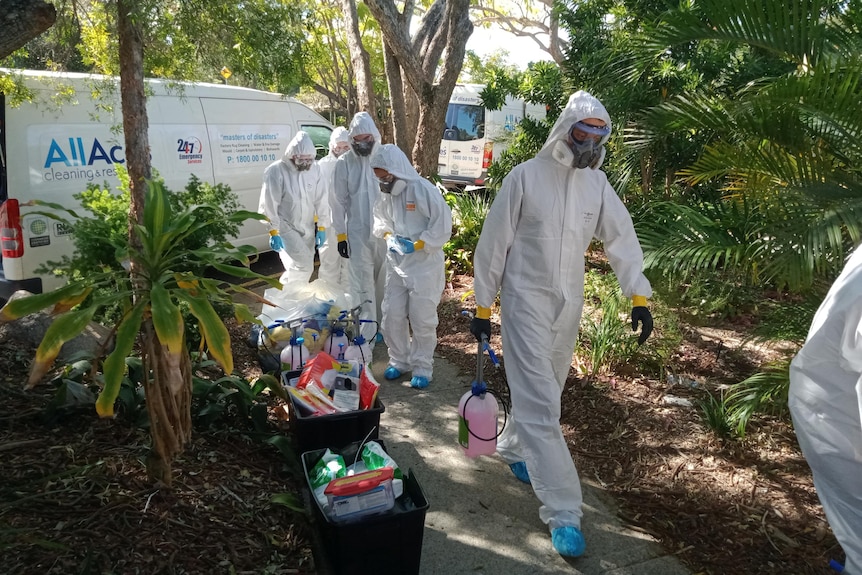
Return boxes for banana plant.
[0,179,281,484]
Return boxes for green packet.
[360,440,403,480]
[309,449,347,490]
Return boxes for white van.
[437,83,546,188]
[0,69,333,299]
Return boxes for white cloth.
[258,131,328,285]
[371,144,452,378]
[331,113,386,343]
[317,127,350,289]
[472,90,652,531]
[789,244,862,574]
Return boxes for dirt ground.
[0,272,844,574]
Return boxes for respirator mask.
[292,157,314,171]
[351,137,375,157]
[378,176,406,196]
[565,120,610,169]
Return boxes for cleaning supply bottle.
[324,326,349,357]
[458,338,500,457]
[343,334,372,364]
[280,335,309,372]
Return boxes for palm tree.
[628,0,862,292]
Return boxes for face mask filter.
[568,139,602,169]
[351,139,374,157]
[293,158,314,171]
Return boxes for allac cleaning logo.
[42,137,124,183]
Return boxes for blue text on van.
[44,137,125,168]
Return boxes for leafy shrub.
[443,189,493,275]
[46,172,243,331]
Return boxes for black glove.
[470,317,492,342]
[631,306,653,345]
[337,240,350,259]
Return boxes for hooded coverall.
[317,126,351,290]
[331,112,387,344]
[258,131,328,286]
[789,244,862,574]
[370,144,453,380]
[472,91,652,531]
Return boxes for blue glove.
[269,233,285,252]
[315,229,326,248]
[386,234,402,254]
[396,235,415,254]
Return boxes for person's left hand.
[315,229,326,248]
[631,306,653,345]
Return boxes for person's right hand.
[470,317,492,342]
[337,239,350,258]
[269,232,285,252]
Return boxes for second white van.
[0,69,333,299]
[437,83,546,188]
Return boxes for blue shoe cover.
[551,526,586,558]
[410,376,429,389]
[509,461,531,484]
[384,366,401,380]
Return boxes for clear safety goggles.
[570,121,610,143]
[332,143,350,155]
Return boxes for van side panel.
[0,70,333,297]
[199,98,298,253]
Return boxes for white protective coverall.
[370,144,453,379]
[317,127,350,290]
[258,131,328,285]
[789,244,862,574]
[472,91,652,531]
[331,112,387,343]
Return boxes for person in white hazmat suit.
[331,112,387,345]
[469,91,654,558]
[258,131,329,286]
[370,144,453,389]
[316,126,351,290]
[789,244,862,574]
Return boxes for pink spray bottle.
[458,336,500,457]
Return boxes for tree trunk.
[0,0,56,59]
[339,0,377,113]
[117,0,192,486]
[142,321,192,487]
[117,0,151,228]
[365,0,472,175]
[384,43,408,149]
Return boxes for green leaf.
[27,307,97,387]
[0,283,92,322]
[97,302,145,418]
[271,492,305,512]
[150,283,184,355]
[176,290,233,374]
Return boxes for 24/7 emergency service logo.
[177,137,204,164]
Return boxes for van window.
[302,124,333,159]
[443,103,484,142]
